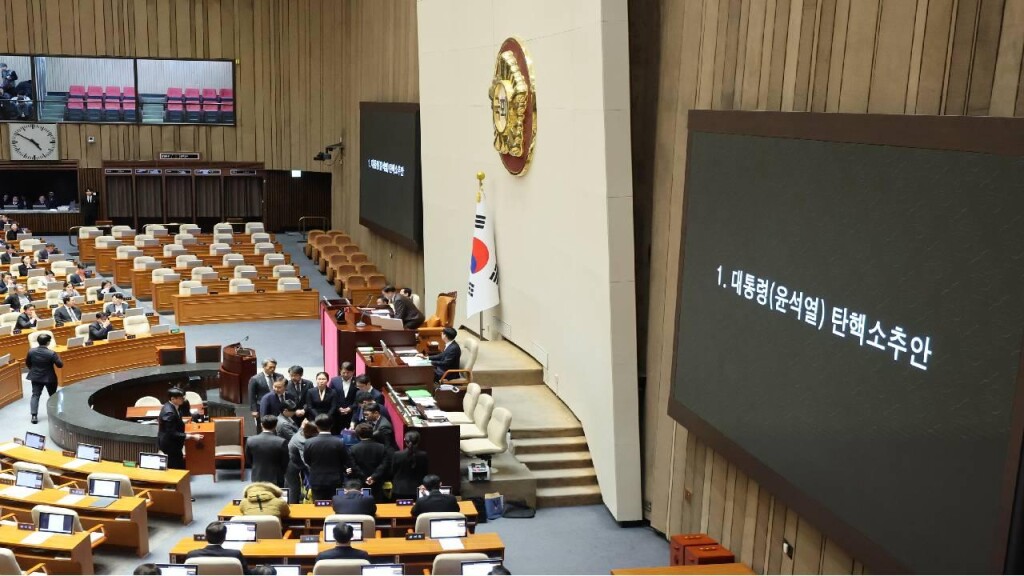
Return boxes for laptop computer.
[150,324,170,335]
[362,565,405,576]
[14,470,43,490]
[221,521,257,550]
[66,336,85,348]
[138,452,168,471]
[125,307,144,317]
[76,443,102,462]
[0,353,12,366]
[87,478,120,507]
[48,254,66,262]
[428,518,467,539]
[154,565,197,576]
[36,318,55,329]
[323,521,364,542]
[26,269,44,278]
[45,281,64,291]
[37,511,74,534]
[80,312,97,323]
[460,559,503,576]
[439,486,452,495]
[107,329,126,341]
[233,284,255,293]
[24,431,45,450]
[270,566,301,576]
[188,286,208,295]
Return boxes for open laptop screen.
[323,522,363,542]
[37,511,74,534]
[23,431,45,450]
[461,559,503,576]
[138,452,167,470]
[14,470,43,490]
[429,518,467,539]
[88,478,120,498]
[76,443,101,462]
[223,521,258,542]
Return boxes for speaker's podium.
[220,344,256,404]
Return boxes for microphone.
[355,295,376,328]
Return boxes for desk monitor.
[270,566,301,576]
[66,336,85,349]
[155,565,198,576]
[23,431,45,450]
[76,443,102,462]
[107,329,126,341]
[460,560,502,576]
[371,316,404,331]
[29,299,47,309]
[323,522,363,542]
[275,268,295,278]
[49,254,67,262]
[37,511,74,534]
[188,286,208,295]
[71,296,85,306]
[150,324,170,335]
[362,565,404,576]
[223,521,258,542]
[14,470,43,490]
[428,518,466,539]
[80,312,97,323]
[439,486,452,495]
[83,278,102,289]
[237,269,257,279]
[15,234,31,241]
[138,452,167,471]
[26,269,43,278]
[102,292,118,302]
[125,307,144,317]
[36,318,55,330]
[88,478,120,498]
[45,282,64,291]
[0,305,9,314]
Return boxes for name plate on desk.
[62,450,75,457]
[395,499,414,506]
[193,534,207,541]
[314,500,331,507]
[17,523,33,531]
[232,499,242,505]
[406,533,425,540]
[300,535,319,543]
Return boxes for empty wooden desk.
[611,564,755,575]
[0,443,193,524]
[133,264,292,299]
[53,331,187,385]
[173,290,319,324]
[0,523,95,574]
[153,276,310,312]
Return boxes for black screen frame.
[668,110,1024,574]
[358,101,422,251]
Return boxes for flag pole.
[476,171,486,340]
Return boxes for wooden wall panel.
[635,0,1024,573]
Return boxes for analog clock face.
[9,123,58,161]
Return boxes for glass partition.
[137,59,234,124]
[0,55,35,121]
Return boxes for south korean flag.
[467,190,500,318]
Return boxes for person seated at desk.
[33,195,46,209]
[382,284,424,329]
[98,280,117,296]
[0,245,16,265]
[16,255,34,277]
[5,283,29,312]
[390,431,429,501]
[185,521,251,574]
[4,223,19,241]
[411,474,459,518]
[348,423,392,500]
[46,191,57,209]
[7,198,24,213]
[374,296,389,307]
[104,293,128,317]
[35,242,59,261]
[0,273,13,295]
[420,327,461,382]
[89,312,112,341]
[332,478,378,516]
[52,295,82,324]
[238,481,290,519]
[68,264,89,286]
[16,303,37,329]
[60,281,79,300]
[314,523,370,563]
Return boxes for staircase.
[513,426,602,508]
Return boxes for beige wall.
[417,0,642,521]
[639,0,1024,572]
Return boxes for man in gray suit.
[245,415,289,487]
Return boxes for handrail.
[298,216,328,240]
[68,225,81,250]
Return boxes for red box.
[684,544,736,565]
[670,534,718,565]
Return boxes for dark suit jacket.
[4,293,27,312]
[331,491,378,516]
[350,439,392,483]
[303,433,352,489]
[248,371,281,412]
[0,253,13,265]
[286,378,314,411]
[157,401,186,452]
[390,448,430,498]
[392,293,425,329]
[411,491,460,518]
[185,545,250,574]
[258,391,296,418]
[104,302,128,317]
[16,264,30,277]
[314,545,370,562]
[245,431,289,487]
[67,272,85,286]
[52,305,82,323]
[329,377,360,410]
[15,313,36,329]
[4,230,16,242]
[429,341,462,380]
[351,388,384,424]
[369,416,396,450]
[304,387,339,421]
[25,346,62,383]
[36,249,54,261]
[88,321,111,341]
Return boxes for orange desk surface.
[53,331,186,385]
[0,520,94,574]
[133,264,293,299]
[0,442,192,524]
[173,290,319,324]
[153,276,310,312]
[0,315,157,365]
[610,564,755,575]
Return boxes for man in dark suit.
[35,243,58,262]
[89,312,113,341]
[422,327,462,382]
[248,358,281,426]
[364,403,396,450]
[0,246,16,265]
[314,523,370,563]
[157,388,202,470]
[104,293,128,317]
[349,423,392,500]
[304,375,339,424]
[185,522,250,574]
[258,376,292,418]
[303,414,352,501]
[52,296,82,324]
[383,284,425,329]
[285,365,314,422]
[390,431,429,500]
[25,333,62,424]
[81,188,99,226]
[328,362,358,430]
[331,479,378,516]
[349,375,383,424]
[5,284,29,313]
[410,474,459,518]
[16,304,37,330]
[67,264,88,287]
[245,415,289,487]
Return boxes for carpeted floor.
[2,231,669,575]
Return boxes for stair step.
[513,436,589,454]
[518,451,593,471]
[536,485,603,508]
[530,467,598,488]
[510,427,584,440]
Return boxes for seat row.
[444,383,513,467]
[65,85,137,122]
[80,221,267,240]
[305,230,388,300]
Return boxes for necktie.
[68,307,76,322]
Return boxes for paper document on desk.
[439,538,465,551]
[0,442,18,452]
[422,409,447,420]
[222,542,246,551]
[404,357,432,367]
[56,494,86,506]
[1,486,39,499]
[294,542,319,556]
[145,409,160,417]
[63,459,91,469]
[20,532,52,546]
[394,347,418,356]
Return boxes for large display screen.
[670,112,1024,574]
[359,102,421,250]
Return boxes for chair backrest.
[144,224,167,234]
[340,244,359,255]
[320,245,341,259]
[177,254,200,268]
[209,243,231,255]
[472,394,495,429]
[412,293,421,309]
[31,505,83,533]
[94,235,118,248]
[229,515,282,539]
[123,315,150,336]
[244,222,264,233]
[431,553,490,576]
[413,512,466,534]
[213,417,242,446]
[134,395,160,406]
[115,245,137,259]
[191,267,215,280]
[263,253,285,266]
[163,243,186,257]
[461,338,479,371]
[272,265,296,278]
[277,278,300,291]
[0,548,22,574]
[175,233,197,245]
[85,287,100,303]
[185,391,203,405]
[223,253,243,267]
[28,330,55,350]
[323,514,376,539]
[253,242,275,255]
[20,239,40,251]
[349,253,369,264]
[179,224,201,235]
[179,280,203,295]
[45,290,62,306]
[78,226,100,239]
[51,261,75,277]
[345,276,366,289]
[213,223,233,234]
[133,256,156,270]
[188,556,244,575]
[364,274,386,289]
[214,233,234,245]
[485,407,512,450]
[462,383,481,416]
[28,277,47,292]
[250,232,270,243]
[75,324,92,338]
[152,268,175,282]
[356,263,377,275]
[228,278,253,293]
[13,462,55,489]
[86,472,134,497]
[233,265,257,279]
[133,234,155,247]
[311,560,369,575]
[0,312,17,327]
